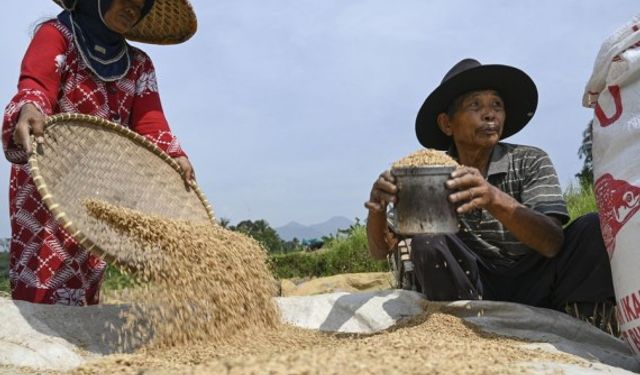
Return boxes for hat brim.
[415,64,538,150]
[53,0,197,45]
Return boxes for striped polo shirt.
[454,142,569,268]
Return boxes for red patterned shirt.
[2,20,187,305]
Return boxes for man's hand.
[364,170,397,212]
[174,156,195,191]
[365,169,398,259]
[447,165,564,257]
[446,166,498,214]
[13,103,45,155]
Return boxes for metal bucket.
[390,166,459,235]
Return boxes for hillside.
[276,216,353,241]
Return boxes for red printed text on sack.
[594,173,640,257]
[595,85,623,127]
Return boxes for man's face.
[438,90,505,150]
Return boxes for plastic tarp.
[2,292,640,374]
[276,290,640,374]
[0,298,143,373]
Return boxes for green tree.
[282,237,302,253]
[232,219,285,253]
[218,217,231,228]
[576,120,593,188]
[337,217,361,237]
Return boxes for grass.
[0,182,600,295]
[564,182,598,223]
[270,183,600,279]
[101,264,138,291]
[0,253,9,294]
[269,225,388,279]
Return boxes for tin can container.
[390,166,459,235]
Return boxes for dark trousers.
[411,213,615,311]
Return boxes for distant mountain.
[275,222,321,242]
[276,216,354,241]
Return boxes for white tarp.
[2,292,640,374]
[0,298,143,372]
[0,299,86,372]
[276,291,640,374]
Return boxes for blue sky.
[0,1,638,237]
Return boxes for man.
[365,58,616,333]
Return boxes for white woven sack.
[584,14,640,355]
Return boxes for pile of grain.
[71,305,585,375]
[68,200,587,375]
[392,148,458,169]
[84,200,279,348]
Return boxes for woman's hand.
[174,156,195,191]
[13,103,45,155]
[364,170,397,213]
[446,166,498,214]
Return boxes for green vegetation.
[0,182,600,295]
[269,224,387,279]
[101,264,138,291]
[564,183,598,224]
[575,121,594,187]
[268,183,601,279]
[231,219,288,253]
[0,252,9,294]
[221,218,305,254]
[0,255,137,295]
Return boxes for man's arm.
[365,170,399,260]
[484,188,564,257]
[367,210,393,260]
[447,166,564,257]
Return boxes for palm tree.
[218,217,231,228]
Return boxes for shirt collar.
[447,142,509,177]
[486,143,509,176]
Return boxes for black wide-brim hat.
[415,58,538,150]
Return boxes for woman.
[2,0,197,305]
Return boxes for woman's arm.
[3,22,67,163]
[129,53,195,186]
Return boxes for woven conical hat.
[53,0,197,45]
[28,113,215,266]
